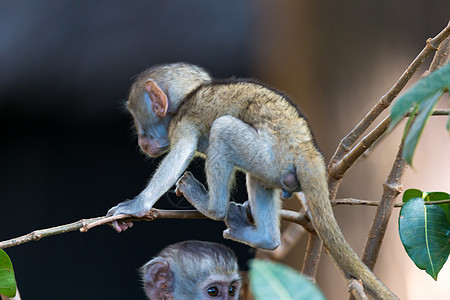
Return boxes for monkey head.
[126,63,211,157]
[141,240,241,300]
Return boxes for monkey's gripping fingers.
[106,198,147,232]
[175,171,201,197]
[175,171,212,211]
[225,202,253,229]
[111,219,134,233]
[223,202,255,247]
[224,202,280,250]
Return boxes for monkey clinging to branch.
[107,63,397,299]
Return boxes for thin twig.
[301,233,322,279]
[2,196,449,250]
[360,109,450,158]
[333,116,390,179]
[80,209,207,232]
[328,23,450,198]
[333,198,450,207]
[359,30,450,273]
[361,143,407,271]
[349,279,369,300]
[302,23,450,286]
[428,26,450,72]
[0,208,308,250]
[294,192,323,277]
[0,217,104,249]
[332,109,449,178]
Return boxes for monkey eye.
[229,285,236,296]
[207,286,219,297]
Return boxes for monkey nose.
[138,138,149,152]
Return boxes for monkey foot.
[224,202,280,250]
[225,202,253,228]
[223,227,280,251]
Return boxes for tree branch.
[428,24,450,73]
[332,116,390,180]
[0,208,309,250]
[330,107,449,196]
[328,22,450,177]
[359,27,450,273]
[333,197,450,207]
[307,24,450,287]
[0,211,204,249]
[361,143,407,271]
[349,279,369,300]
[331,109,449,180]
[301,233,323,279]
[3,196,449,250]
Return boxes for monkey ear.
[144,259,174,295]
[145,80,168,118]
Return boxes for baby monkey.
[141,240,241,300]
[107,63,397,299]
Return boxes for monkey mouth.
[145,145,169,157]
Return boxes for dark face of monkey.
[127,63,211,158]
[142,241,241,300]
[128,82,171,157]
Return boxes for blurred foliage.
[249,259,325,300]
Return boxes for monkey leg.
[224,175,280,250]
[202,115,279,219]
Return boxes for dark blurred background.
[1,1,449,299]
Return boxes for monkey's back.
[171,79,315,150]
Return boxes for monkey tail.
[295,155,398,300]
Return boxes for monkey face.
[130,100,171,157]
[136,118,170,157]
[138,132,169,157]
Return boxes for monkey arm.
[140,135,199,209]
[107,134,199,232]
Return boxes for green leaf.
[402,104,419,141]
[399,197,450,280]
[403,90,443,165]
[249,260,325,300]
[390,62,450,130]
[425,192,450,223]
[0,249,16,298]
[403,188,424,203]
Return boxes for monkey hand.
[106,197,148,232]
[175,171,229,220]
